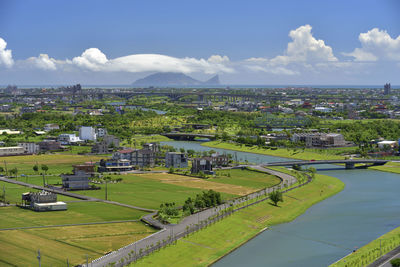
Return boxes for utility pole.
[37,249,41,267]
[42,172,46,187]
[66,259,69,267]
[4,160,7,177]
[105,179,108,200]
[380,239,382,256]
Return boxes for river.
[161,141,400,267]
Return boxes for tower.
[384,83,391,95]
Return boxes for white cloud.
[26,54,57,70]
[270,24,337,65]
[70,48,233,74]
[245,65,298,75]
[207,55,230,64]
[343,28,400,61]
[0,38,14,68]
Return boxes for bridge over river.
[263,159,388,169]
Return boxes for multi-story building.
[165,152,188,168]
[21,190,67,211]
[44,123,60,132]
[79,126,97,141]
[384,83,391,95]
[17,142,39,154]
[38,140,62,152]
[112,147,156,167]
[0,146,25,156]
[96,128,107,138]
[191,158,213,174]
[292,133,346,148]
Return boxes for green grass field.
[0,154,104,176]
[203,141,345,161]
[330,226,400,267]
[132,172,344,267]
[210,168,281,189]
[0,202,148,229]
[78,174,238,210]
[370,161,400,174]
[0,221,155,266]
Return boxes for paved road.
[88,166,298,267]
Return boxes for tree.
[33,164,38,174]
[41,164,49,175]
[269,190,283,206]
[391,259,400,267]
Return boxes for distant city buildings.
[384,83,391,95]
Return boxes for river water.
[161,141,400,267]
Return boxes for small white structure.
[378,141,398,149]
[0,129,21,135]
[79,126,97,141]
[58,133,82,145]
[314,106,332,113]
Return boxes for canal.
[162,141,400,267]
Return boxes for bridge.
[161,132,216,141]
[263,159,388,169]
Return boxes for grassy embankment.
[330,226,400,267]
[0,203,154,266]
[203,140,346,161]
[132,171,344,267]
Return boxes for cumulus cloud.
[343,28,400,61]
[270,24,337,65]
[26,54,57,70]
[0,38,14,67]
[70,48,233,74]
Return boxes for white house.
[58,134,82,145]
[17,142,40,154]
[79,126,97,141]
[377,141,398,150]
[44,124,60,132]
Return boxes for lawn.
[0,154,104,176]
[203,141,345,161]
[133,172,344,267]
[370,161,400,174]
[78,174,238,210]
[0,221,155,266]
[210,168,281,189]
[0,202,149,229]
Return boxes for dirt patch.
[137,173,255,196]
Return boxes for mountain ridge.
[132,72,220,87]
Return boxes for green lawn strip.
[0,222,155,266]
[203,141,345,161]
[0,154,104,176]
[330,226,400,267]
[121,134,172,148]
[0,202,148,229]
[79,174,237,210]
[370,162,400,174]
[210,168,281,189]
[132,173,344,267]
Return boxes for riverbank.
[132,171,344,267]
[330,225,400,267]
[203,140,345,161]
[204,141,400,175]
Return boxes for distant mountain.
[132,72,220,87]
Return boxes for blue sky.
[0,0,399,85]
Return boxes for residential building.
[92,135,120,154]
[104,135,120,147]
[21,191,67,211]
[99,159,132,172]
[79,126,97,141]
[38,140,62,152]
[165,152,188,168]
[0,146,24,156]
[61,170,90,190]
[17,142,39,154]
[292,133,346,148]
[191,158,213,174]
[96,128,107,138]
[58,133,82,145]
[378,140,398,150]
[112,148,156,167]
